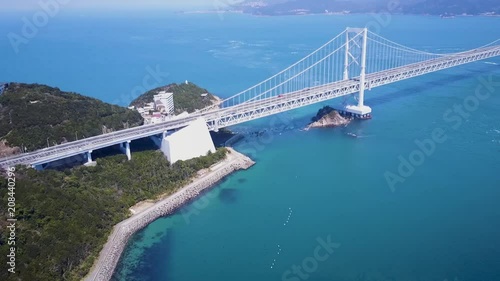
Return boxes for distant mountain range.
[233,0,500,16]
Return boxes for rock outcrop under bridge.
[306,106,351,129]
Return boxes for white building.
[143,102,155,112]
[150,113,166,124]
[154,91,174,115]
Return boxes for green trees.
[0,82,229,280]
[0,83,143,151]
[0,148,227,281]
[130,82,219,114]
[311,106,336,122]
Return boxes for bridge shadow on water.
[210,129,236,147]
[365,64,498,107]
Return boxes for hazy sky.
[2,0,244,11]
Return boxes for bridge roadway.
[0,45,499,168]
[202,45,500,129]
[0,115,201,168]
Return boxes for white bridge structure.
[1,28,499,169]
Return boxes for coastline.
[84,147,255,281]
[177,10,499,18]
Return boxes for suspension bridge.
[1,27,499,169]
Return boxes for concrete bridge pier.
[32,163,46,171]
[84,150,94,166]
[119,141,132,160]
[149,135,161,148]
[213,113,221,132]
[213,120,219,132]
[150,131,168,148]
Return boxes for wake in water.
[345,132,375,138]
[356,134,376,138]
[484,61,498,65]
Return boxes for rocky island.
[306,106,351,129]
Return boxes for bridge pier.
[85,150,93,164]
[150,135,161,148]
[119,141,132,160]
[150,131,168,148]
[32,164,46,171]
[339,107,372,119]
[213,119,219,132]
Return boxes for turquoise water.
[2,12,500,281]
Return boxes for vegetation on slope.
[311,106,337,122]
[0,148,227,281]
[130,82,219,114]
[0,83,143,152]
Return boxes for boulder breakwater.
[85,148,254,281]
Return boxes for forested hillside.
[0,148,227,281]
[0,83,143,154]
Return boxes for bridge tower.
[343,30,350,80]
[343,27,372,119]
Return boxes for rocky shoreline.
[306,106,351,129]
[84,148,254,281]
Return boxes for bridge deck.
[202,45,500,129]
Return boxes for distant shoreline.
[177,10,500,18]
[84,147,255,281]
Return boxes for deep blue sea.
[2,11,500,281]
